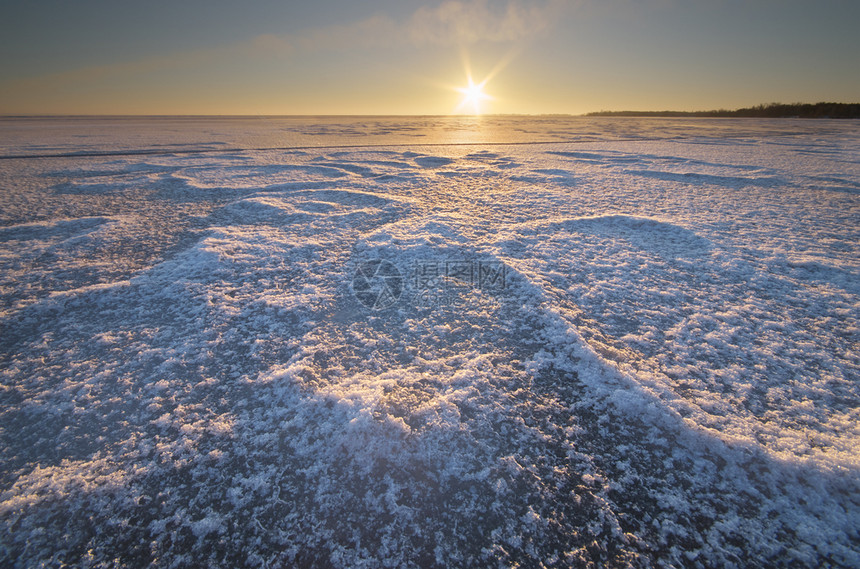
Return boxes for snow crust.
[1,117,858,567]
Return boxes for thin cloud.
[249,0,566,53]
[407,0,565,45]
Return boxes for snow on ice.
[0,116,858,567]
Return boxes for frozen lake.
[1,116,858,567]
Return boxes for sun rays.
[455,77,492,115]
[450,47,519,115]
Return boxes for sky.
[0,0,858,115]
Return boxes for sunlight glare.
[456,77,492,115]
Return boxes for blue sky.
[1,0,858,114]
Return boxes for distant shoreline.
[2,104,859,120]
[586,102,860,119]
[2,103,860,119]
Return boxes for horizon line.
[4,101,859,120]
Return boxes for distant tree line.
[586,102,860,118]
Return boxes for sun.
[455,77,492,115]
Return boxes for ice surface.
[1,116,858,567]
